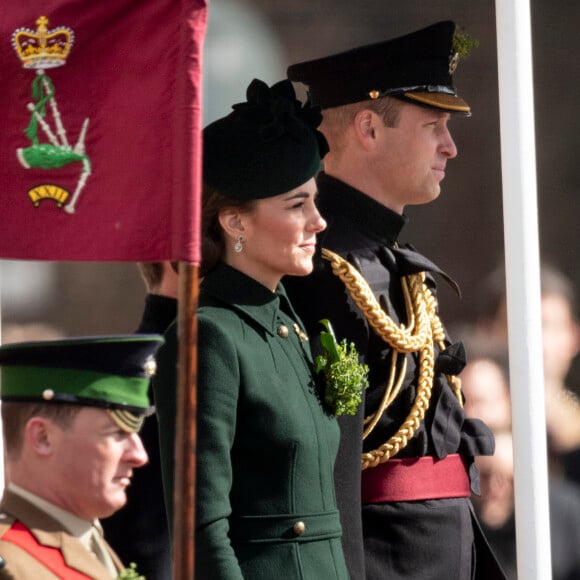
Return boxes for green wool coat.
[154,263,348,580]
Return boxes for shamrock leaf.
[117,563,145,580]
[315,319,369,416]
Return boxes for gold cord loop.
[321,248,462,469]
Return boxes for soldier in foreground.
[0,334,163,579]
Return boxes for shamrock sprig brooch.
[315,319,369,416]
[118,563,145,580]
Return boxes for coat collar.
[200,263,300,336]
[317,172,408,246]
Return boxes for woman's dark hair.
[201,184,256,277]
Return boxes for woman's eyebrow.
[283,191,310,202]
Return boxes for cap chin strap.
[107,409,144,433]
[377,84,457,97]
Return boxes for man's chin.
[99,498,127,519]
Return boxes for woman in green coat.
[154,79,350,579]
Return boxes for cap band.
[0,366,151,410]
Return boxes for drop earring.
[234,235,244,253]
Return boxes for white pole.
[495,1,552,578]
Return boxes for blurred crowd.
[458,263,580,580]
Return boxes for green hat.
[0,334,165,432]
[203,78,328,200]
[287,21,471,114]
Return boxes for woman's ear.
[218,208,245,239]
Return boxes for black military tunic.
[101,294,177,580]
[284,173,505,580]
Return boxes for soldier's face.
[224,177,326,291]
[371,102,457,211]
[49,407,148,520]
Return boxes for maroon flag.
[0,0,206,263]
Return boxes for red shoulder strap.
[2,521,94,580]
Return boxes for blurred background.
[1,0,579,391]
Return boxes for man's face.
[371,102,458,212]
[48,407,148,520]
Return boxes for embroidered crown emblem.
[12,16,74,70]
[11,16,91,214]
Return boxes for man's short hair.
[137,262,165,293]
[321,96,403,153]
[2,402,80,460]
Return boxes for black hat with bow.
[203,78,328,200]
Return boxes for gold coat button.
[293,521,306,535]
[277,325,289,338]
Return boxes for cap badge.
[448,52,459,75]
[143,356,157,377]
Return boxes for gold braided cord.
[321,249,430,353]
[424,284,464,406]
[321,248,461,468]
[361,333,435,469]
[362,352,407,440]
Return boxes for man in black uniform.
[284,21,505,580]
[101,262,177,580]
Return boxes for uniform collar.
[317,172,408,245]
[8,483,92,539]
[1,487,120,577]
[200,263,299,336]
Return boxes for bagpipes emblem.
[12,16,91,213]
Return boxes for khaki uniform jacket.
[0,490,123,580]
[154,263,349,579]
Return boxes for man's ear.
[218,208,245,239]
[25,417,55,457]
[353,109,381,150]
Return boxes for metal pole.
[495,1,552,578]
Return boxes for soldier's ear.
[25,417,55,456]
[353,109,380,149]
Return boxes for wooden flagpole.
[0,265,4,494]
[173,262,199,579]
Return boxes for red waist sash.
[361,453,471,503]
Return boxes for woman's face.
[229,178,326,290]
